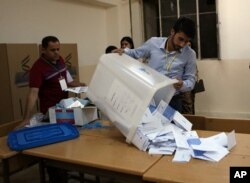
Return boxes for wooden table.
[143,130,250,183]
[0,119,40,183]
[0,136,38,183]
[0,136,19,183]
[23,127,161,183]
[79,120,124,139]
[143,154,250,183]
[197,130,250,156]
[17,124,250,183]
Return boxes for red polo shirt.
[29,56,68,114]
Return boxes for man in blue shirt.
[114,17,196,112]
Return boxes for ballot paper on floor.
[87,53,177,143]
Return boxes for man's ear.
[170,29,175,36]
[41,47,46,54]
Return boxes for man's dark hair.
[173,17,196,39]
[105,45,117,54]
[42,36,59,48]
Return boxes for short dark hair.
[42,36,59,48]
[173,17,196,39]
[105,45,117,53]
[120,36,134,49]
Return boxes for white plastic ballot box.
[87,54,177,143]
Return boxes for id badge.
[59,77,67,91]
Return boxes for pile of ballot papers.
[58,97,90,108]
[131,100,236,162]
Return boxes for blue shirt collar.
[160,37,184,54]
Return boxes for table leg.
[39,159,46,183]
[2,159,10,183]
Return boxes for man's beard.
[171,38,182,51]
[174,44,182,51]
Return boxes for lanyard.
[165,39,177,72]
[41,57,63,77]
[166,53,177,72]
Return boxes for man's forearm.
[67,81,86,87]
[23,88,39,123]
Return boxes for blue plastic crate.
[8,123,79,151]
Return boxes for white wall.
[0,0,134,84]
[104,0,144,48]
[131,0,144,47]
[0,0,137,86]
[0,0,107,67]
[105,0,132,48]
[193,0,250,118]
[218,0,250,59]
[196,60,250,119]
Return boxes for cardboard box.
[60,44,79,81]
[49,106,98,126]
[0,44,39,124]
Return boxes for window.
[143,0,219,59]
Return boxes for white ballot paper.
[173,148,192,162]
[227,130,237,150]
[129,100,236,163]
[190,138,229,162]
[132,130,150,151]
[65,86,88,93]
[59,98,89,108]
[172,111,192,131]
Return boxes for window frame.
[142,0,220,60]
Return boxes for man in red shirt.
[20,36,85,127]
[18,36,85,183]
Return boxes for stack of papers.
[58,97,89,109]
[65,86,88,94]
[131,100,236,162]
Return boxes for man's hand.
[14,119,29,130]
[173,79,183,90]
[20,87,39,130]
[68,81,86,87]
[112,48,124,55]
[79,82,86,87]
